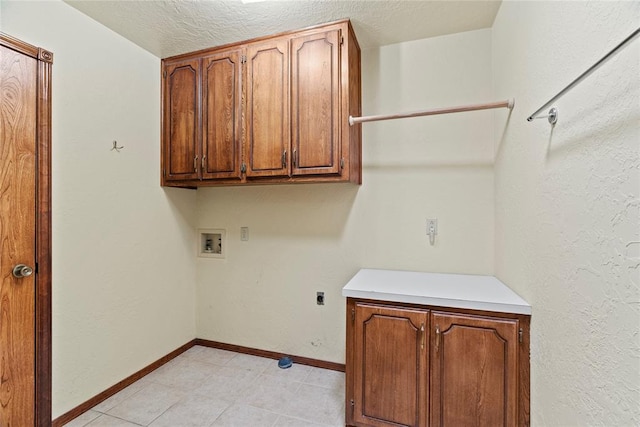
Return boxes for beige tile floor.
[63,346,345,427]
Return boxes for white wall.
[1,1,197,418]
[492,1,640,425]
[7,2,635,422]
[196,29,496,363]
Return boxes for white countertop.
[342,269,531,315]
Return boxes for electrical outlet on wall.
[426,219,438,235]
[426,218,438,246]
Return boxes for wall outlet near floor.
[240,226,249,241]
[316,291,325,305]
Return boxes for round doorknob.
[12,264,34,278]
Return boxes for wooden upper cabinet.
[163,59,200,182]
[202,49,243,180]
[291,30,341,176]
[245,39,290,178]
[430,312,519,427]
[353,303,428,427]
[161,19,361,187]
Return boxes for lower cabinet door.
[430,312,519,427]
[353,303,428,427]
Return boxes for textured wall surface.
[5,0,637,422]
[195,29,497,363]
[1,1,198,417]
[492,1,640,424]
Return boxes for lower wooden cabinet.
[346,298,530,427]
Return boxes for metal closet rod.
[349,99,514,126]
[527,27,640,122]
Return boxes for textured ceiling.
[64,0,502,58]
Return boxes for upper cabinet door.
[290,30,341,177]
[163,59,201,182]
[202,50,243,180]
[430,312,519,427]
[245,39,290,178]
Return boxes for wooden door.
[430,312,519,427]
[290,29,341,177]
[0,34,53,426]
[163,59,201,182]
[245,39,290,178]
[202,49,242,181]
[353,303,428,427]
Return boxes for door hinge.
[351,308,355,323]
[241,162,246,173]
[340,158,345,169]
[340,36,345,46]
[519,328,523,343]
[241,55,247,64]
[350,398,355,417]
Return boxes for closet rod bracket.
[530,107,559,125]
[547,107,558,125]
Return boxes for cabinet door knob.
[420,323,425,350]
[435,325,440,353]
[282,150,287,168]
